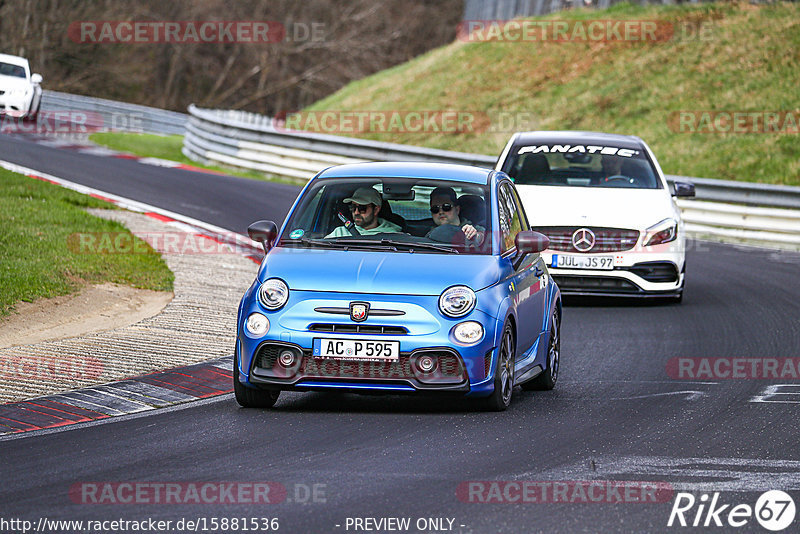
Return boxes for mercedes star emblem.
[572,228,596,252]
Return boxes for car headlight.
[643,218,678,247]
[439,285,476,318]
[453,321,484,345]
[246,313,269,336]
[258,278,289,310]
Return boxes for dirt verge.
[0,283,173,350]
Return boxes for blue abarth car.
[235,162,561,410]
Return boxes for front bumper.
[542,247,685,297]
[0,94,32,117]
[236,289,502,397]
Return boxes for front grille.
[534,226,640,253]
[625,262,679,283]
[423,351,466,378]
[308,323,408,335]
[300,356,414,381]
[255,344,282,369]
[553,275,641,293]
[299,350,466,384]
[254,343,467,385]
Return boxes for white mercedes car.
[0,53,43,120]
[496,131,695,302]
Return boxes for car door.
[498,182,547,360]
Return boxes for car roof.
[510,130,645,150]
[316,162,496,185]
[0,53,29,67]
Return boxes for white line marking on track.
[610,391,708,401]
[0,158,260,253]
[532,456,800,492]
[750,384,800,404]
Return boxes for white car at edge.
[0,53,43,120]
[496,131,695,302]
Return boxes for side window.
[498,183,522,253]
[509,186,530,232]
[289,185,325,235]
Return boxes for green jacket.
[325,218,402,238]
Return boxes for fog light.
[453,321,484,345]
[246,313,269,336]
[278,349,297,367]
[418,355,437,373]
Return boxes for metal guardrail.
[183,105,800,251]
[183,105,494,172]
[41,90,188,135]
[462,0,707,19]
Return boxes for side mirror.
[515,230,550,254]
[673,181,695,198]
[31,73,43,84]
[248,220,278,253]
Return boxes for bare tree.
[0,0,462,115]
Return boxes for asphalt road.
[1,133,799,533]
[0,134,301,233]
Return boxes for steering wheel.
[427,224,466,245]
[604,175,633,184]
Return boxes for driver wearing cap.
[326,186,402,238]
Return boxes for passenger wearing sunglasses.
[426,187,485,245]
[325,186,402,238]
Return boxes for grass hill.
[304,2,800,185]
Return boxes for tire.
[521,310,560,391]
[481,320,515,411]
[23,96,39,123]
[233,356,280,408]
[673,262,686,304]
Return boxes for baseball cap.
[344,186,382,206]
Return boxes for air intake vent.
[308,324,408,335]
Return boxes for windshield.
[503,143,663,189]
[279,177,492,255]
[0,62,27,79]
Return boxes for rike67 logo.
[668,490,796,531]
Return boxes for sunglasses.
[430,203,454,214]
[349,204,372,214]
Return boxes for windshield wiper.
[279,237,336,248]
[285,237,459,254]
[329,238,459,254]
[299,237,338,247]
[325,238,398,251]
[301,237,396,251]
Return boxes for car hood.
[0,75,30,90]
[258,247,503,295]
[516,185,678,229]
